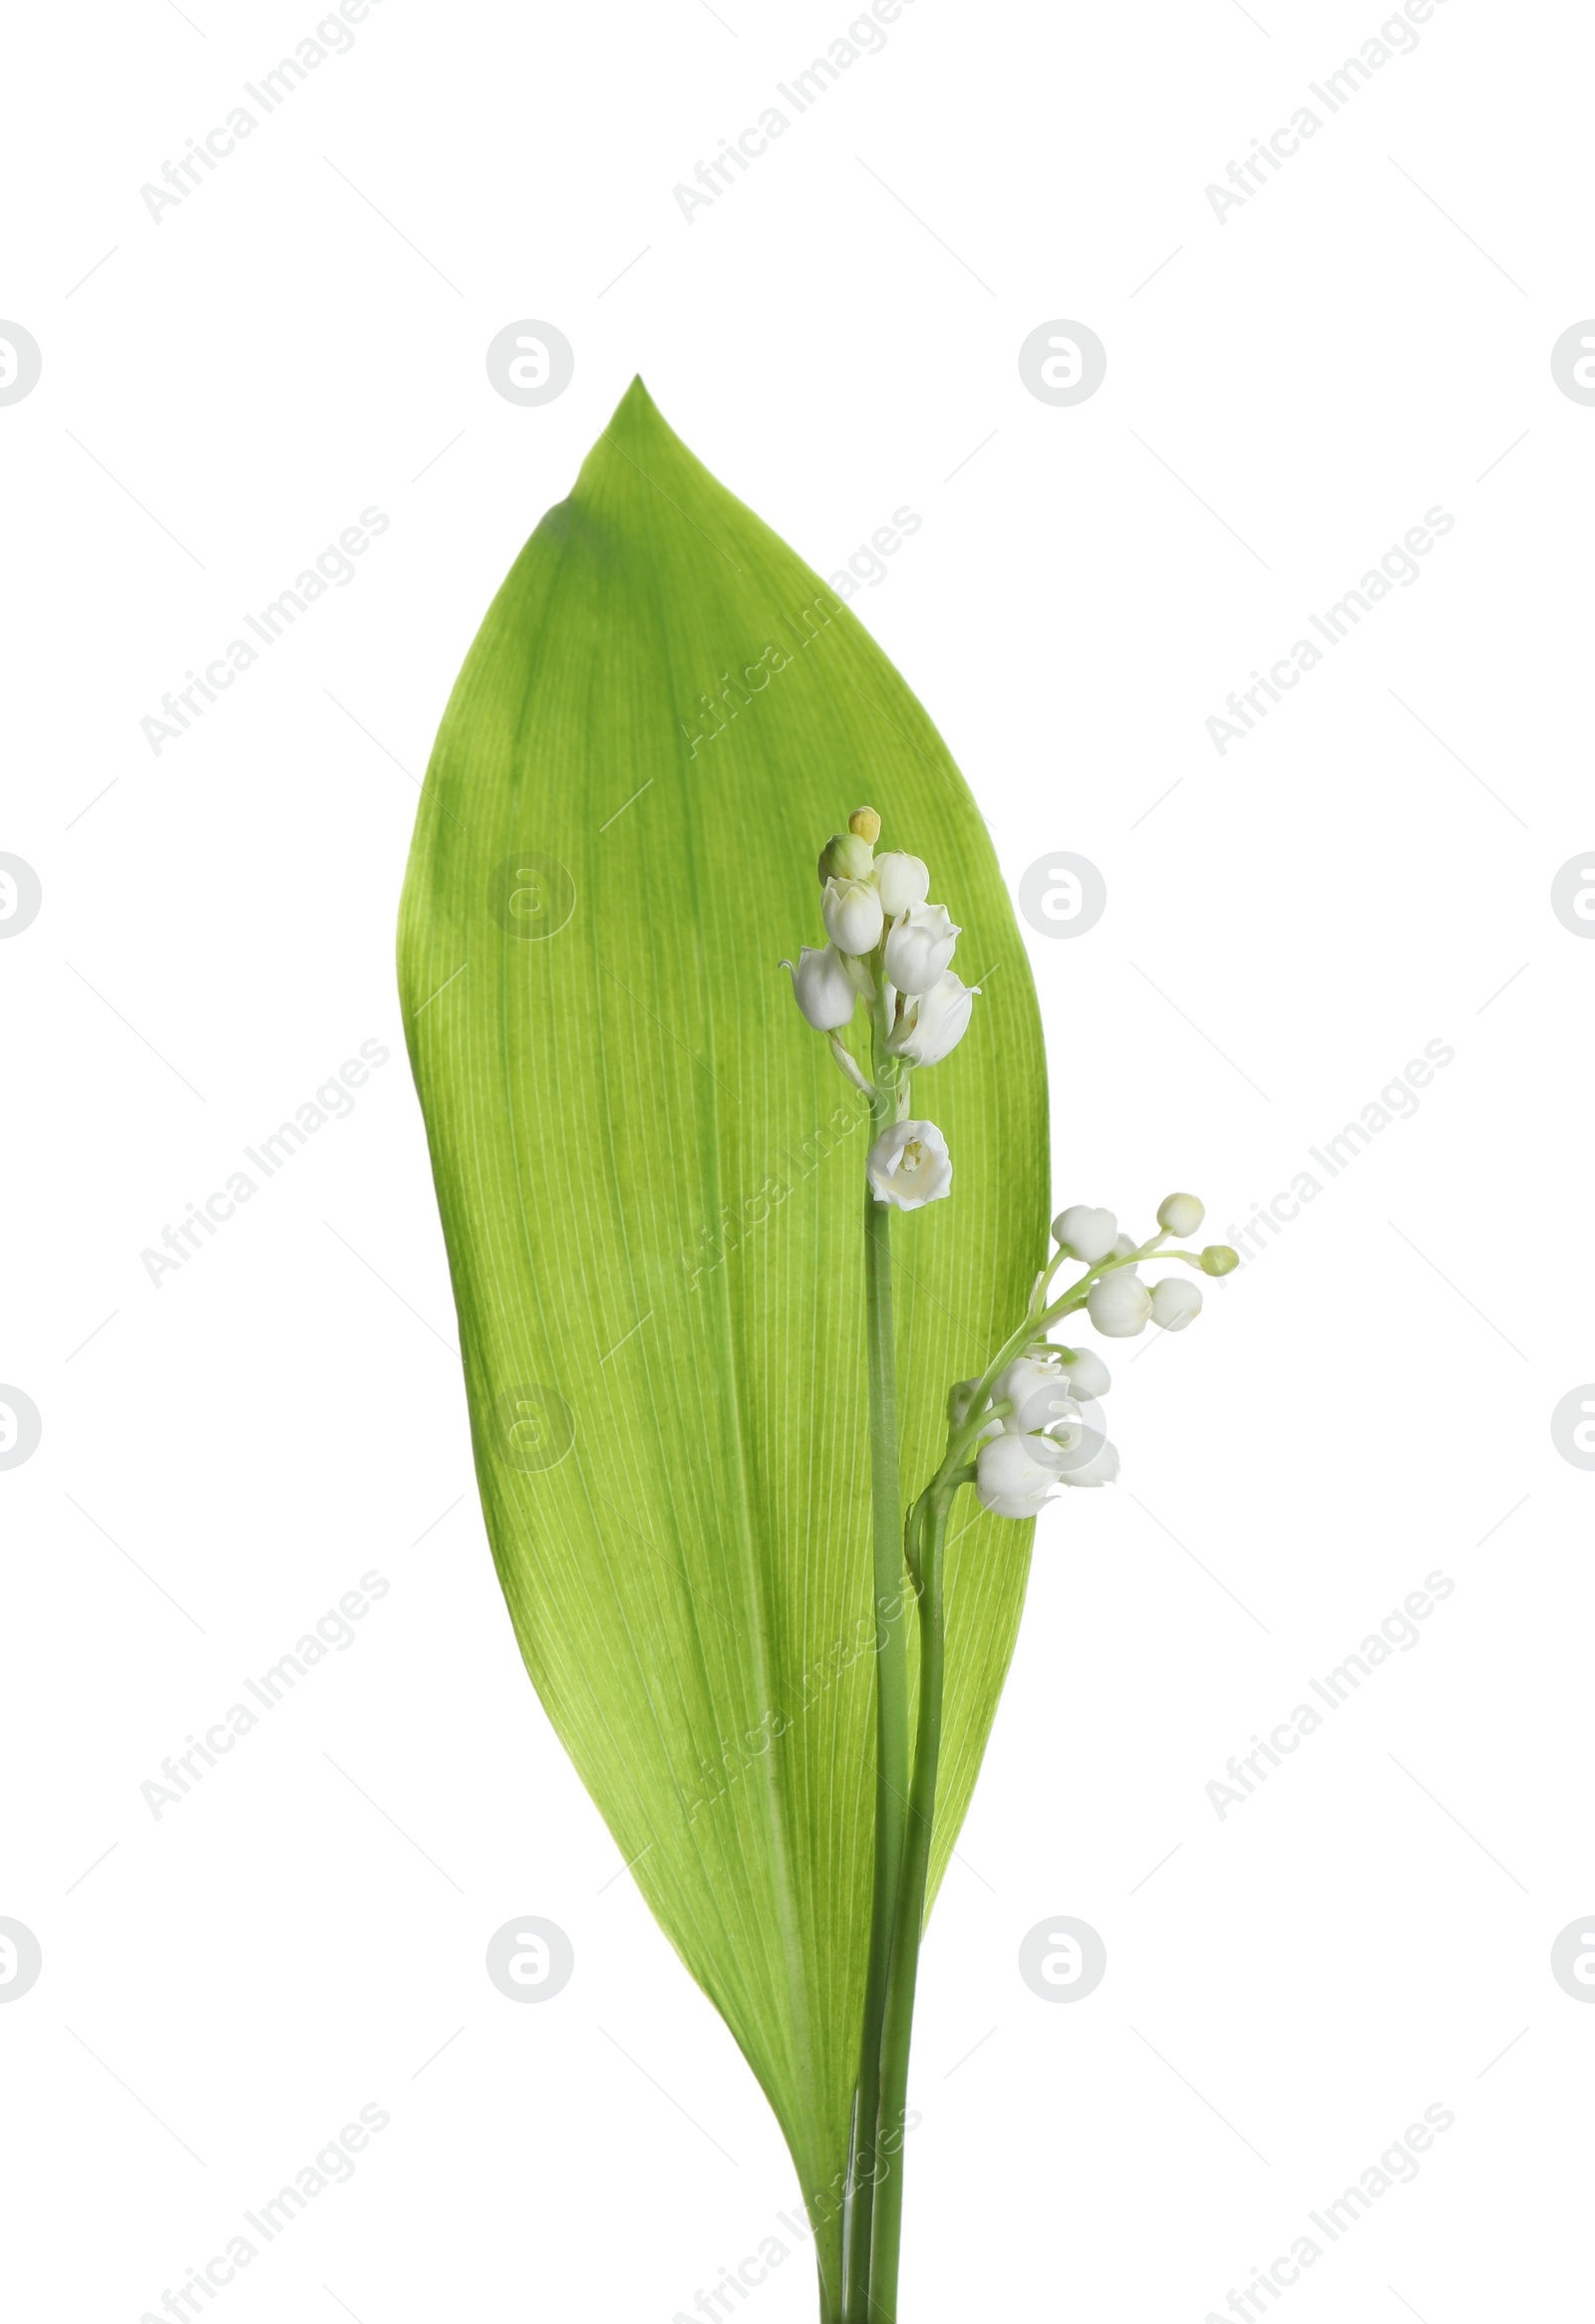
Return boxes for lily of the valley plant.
[397,383,1238,2324]
[783,806,1236,2316]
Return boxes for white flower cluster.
[781,807,976,1210]
[781,811,1239,1527]
[956,1193,1239,1520]
[954,1346,1117,1517]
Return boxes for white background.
[4,1,1592,2317]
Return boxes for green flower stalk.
[782,807,1237,2320]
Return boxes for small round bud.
[1199,1244,1239,1277]
[1051,1204,1117,1264]
[848,806,881,843]
[1156,1192,1205,1238]
[1149,1277,1202,1330]
[818,831,875,883]
[1113,1233,1139,1260]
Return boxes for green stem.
[867,1483,950,2320]
[842,1214,1116,2315]
[844,1084,910,2320]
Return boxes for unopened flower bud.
[1051,1205,1117,1264]
[1200,1244,1240,1277]
[1149,1277,1203,1330]
[1157,1192,1205,1237]
[873,850,931,917]
[1087,1272,1151,1337]
[848,806,881,843]
[818,831,875,884]
[1113,1234,1139,1260]
[822,875,885,955]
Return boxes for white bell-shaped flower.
[822,876,885,956]
[887,972,975,1067]
[866,1120,953,1210]
[1043,1402,1087,1453]
[1054,1346,1111,1400]
[995,1356,1077,1435]
[1149,1277,1203,1330]
[873,851,931,917]
[976,1429,1066,1519]
[1055,1437,1119,1488]
[1087,1271,1152,1336]
[1051,1205,1117,1263]
[780,945,856,1031]
[883,902,959,996]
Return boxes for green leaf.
[397,380,1048,2298]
